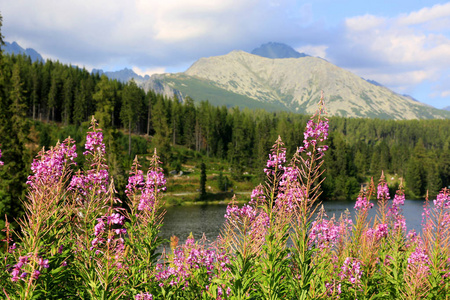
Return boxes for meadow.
[1,100,449,299]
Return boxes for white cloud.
[345,14,386,32]
[132,66,166,77]
[397,2,450,26]
[331,3,450,102]
[295,45,328,58]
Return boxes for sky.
[2,0,450,109]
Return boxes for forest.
[1,47,450,233]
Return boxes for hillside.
[142,50,450,120]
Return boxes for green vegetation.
[1,33,450,236]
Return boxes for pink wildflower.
[354,194,373,212]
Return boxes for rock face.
[251,42,308,59]
[142,50,450,120]
[140,74,183,100]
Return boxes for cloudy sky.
[2,0,450,109]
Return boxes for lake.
[159,199,426,247]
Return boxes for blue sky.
[1,0,450,109]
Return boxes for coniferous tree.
[183,97,196,149]
[199,162,206,200]
[152,95,171,163]
[93,75,115,130]
[62,70,73,125]
[120,79,142,156]
[0,61,29,232]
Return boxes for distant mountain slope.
[444,106,450,111]
[141,50,450,120]
[92,68,149,83]
[251,42,308,59]
[4,41,43,62]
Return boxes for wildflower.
[339,257,363,287]
[26,138,77,188]
[264,136,286,176]
[375,223,389,239]
[298,109,329,158]
[0,148,3,166]
[84,130,105,156]
[38,257,49,268]
[69,117,109,196]
[135,292,153,300]
[377,173,390,201]
[354,194,373,212]
[126,159,145,196]
[138,169,166,211]
[407,245,430,276]
[434,188,450,209]
[32,270,41,280]
[9,243,16,253]
[249,185,265,206]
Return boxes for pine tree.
[152,96,171,163]
[199,162,206,200]
[93,75,115,130]
[0,61,29,232]
[120,79,142,156]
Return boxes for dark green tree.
[0,61,30,232]
[152,95,171,163]
[120,79,142,156]
[199,162,206,200]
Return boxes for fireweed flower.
[10,255,30,282]
[26,138,77,189]
[84,130,105,156]
[309,218,352,250]
[225,203,257,223]
[263,136,287,177]
[138,170,166,211]
[249,184,265,206]
[433,188,450,209]
[90,213,126,265]
[298,112,329,158]
[125,159,145,197]
[69,118,109,197]
[339,257,363,286]
[407,245,430,273]
[354,194,374,212]
[156,236,230,290]
[309,219,340,250]
[0,148,3,166]
[377,176,390,201]
[135,292,153,300]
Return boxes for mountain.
[141,50,450,120]
[92,68,149,83]
[251,42,309,59]
[444,106,450,111]
[4,41,44,62]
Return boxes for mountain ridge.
[142,50,450,120]
[92,68,149,83]
[251,42,309,59]
[4,41,43,62]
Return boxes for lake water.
[159,199,426,247]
